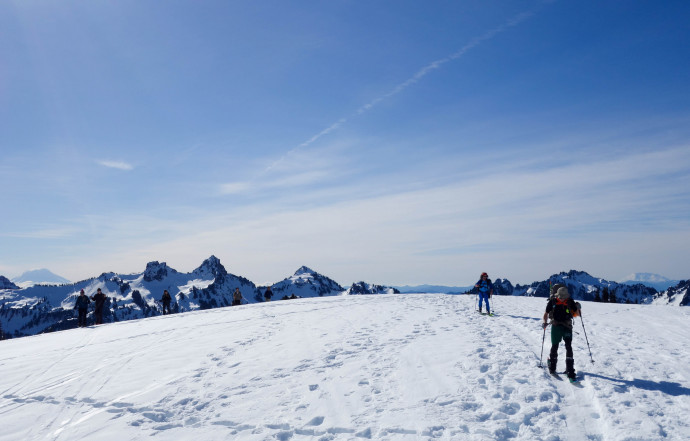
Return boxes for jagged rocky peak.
[143,261,175,282]
[0,275,19,290]
[194,255,228,279]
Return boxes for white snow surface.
[1,294,688,441]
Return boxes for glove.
[542,322,548,330]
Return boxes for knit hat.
[556,286,570,300]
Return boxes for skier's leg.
[564,331,575,378]
[548,326,564,373]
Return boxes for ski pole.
[538,324,547,368]
[579,313,594,364]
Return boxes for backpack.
[477,279,492,293]
[551,298,573,322]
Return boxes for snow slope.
[0,295,688,441]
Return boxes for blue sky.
[1,0,689,286]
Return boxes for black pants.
[78,308,88,327]
[162,302,171,314]
[549,324,574,375]
[94,308,103,325]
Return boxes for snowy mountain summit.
[192,255,228,279]
[270,266,344,298]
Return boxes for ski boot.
[547,357,557,375]
[566,357,577,381]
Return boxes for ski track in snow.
[0,295,688,440]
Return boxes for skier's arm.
[542,301,553,328]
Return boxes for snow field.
[0,294,688,440]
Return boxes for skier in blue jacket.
[475,272,493,315]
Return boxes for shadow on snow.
[585,373,690,397]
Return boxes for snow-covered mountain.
[2,294,688,441]
[619,272,680,291]
[269,266,344,299]
[344,281,400,295]
[0,275,19,290]
[11,268,71,288]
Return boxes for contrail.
[266,10,535,172]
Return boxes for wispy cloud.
[222,143,352,196]
[96,160,134,171]
[219,182,252,195]
[2,227,78,239]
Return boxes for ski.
[568,375,583,385]
[548,373,579,385]
[542,367,581,384]
[553,370,582,384]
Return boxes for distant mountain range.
[394,284,473,294]
[396,272,685,297]
[618,272,681,291]
[0,260,687,340]
[0,256,398,339]
[11,269,71,288]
